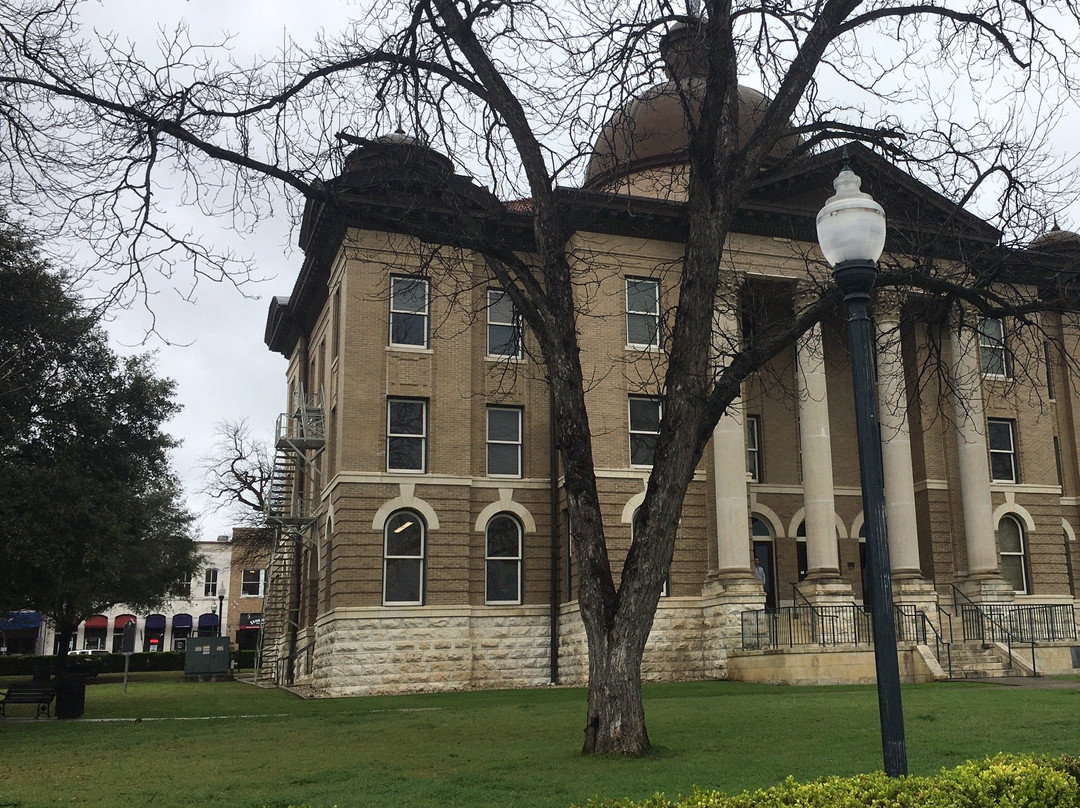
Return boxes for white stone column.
[796,321,842,582]
[874,310,922,577]
[702,295,762,673]
[949,324,1009,599]
[712,307,753,579]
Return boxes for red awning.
[84,615,108,630]
[114,614,137,629]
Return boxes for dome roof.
[1030,223,1080,254]
[583,24,802,193]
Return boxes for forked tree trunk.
[581,620,653,755]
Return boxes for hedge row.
[577,755,1080,808]
[0,649,258,677]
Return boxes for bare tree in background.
[199,419,275,558]
[2,0,1079,754]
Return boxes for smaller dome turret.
[1031,222,1080,255]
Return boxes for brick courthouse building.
[259,27,1080,695]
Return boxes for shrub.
[578,755,1080,808]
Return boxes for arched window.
[795,522,808,582]
[486,514,523,604]
[384,510,425,605]
[633,509,669,596]
[998,515,1029,594]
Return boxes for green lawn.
[1,675,1078,808]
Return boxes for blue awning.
[197,613,220,628]
[145,614,167,630]
[0,611,42,631]
[172,613,193,629]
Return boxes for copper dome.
[583,24,802,195]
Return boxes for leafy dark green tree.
[0,221,201,659]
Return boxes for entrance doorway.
[751,517,776,610]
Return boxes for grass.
[1,675,1078,808]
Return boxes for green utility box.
[184,637,231,676]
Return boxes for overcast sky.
[78,1,1080,543]
[83,0,358,541]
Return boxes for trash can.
[55,672,87,719]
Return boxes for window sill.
[387,345,433,354]
[626,344,662,353]
[385,468,428,475]
[485,355,526,363]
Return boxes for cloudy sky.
[82,0,359,541]
[77,1,1080,543]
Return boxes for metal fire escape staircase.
[258,385,325,685]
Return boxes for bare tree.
[199,418,276,558]
[1,0,1079,755]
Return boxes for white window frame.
[387,398,428,473]
[625,277,660,349]
[485,514,524,605]
[389,276,430,348]
[487,406,523,477]
[988,418,1019,483]
[384,510,425,605]
[628,396,662,467]
[486,289,523,359]
[747,414,762,483]
[241,569,266,598]
[179,573,192,598]
[979,317,1009,378]
[203,568,218,597]
[998,515,1030,594]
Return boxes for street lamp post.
[218,593,225,638]
[816,159,908,777]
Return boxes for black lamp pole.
[817,160,908,777]
[218,593,225,638]
[832,259,908,777]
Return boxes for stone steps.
[937,642,1019,679]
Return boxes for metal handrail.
[273,639,316,686]
[915,610,952,678]
[951,585,1030,675]
[790,583,821,645]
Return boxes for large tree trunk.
[580,605,655,755]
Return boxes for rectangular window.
[487,289,523,358]
[629,396,662,466]
[747,414,762,483]
[487,407,523,477]
[1044,341,1055,399]
[203,568,218,597]
[979,318,1009,377]
[988,418,1019,483]
[626,278,660,348]
[241,569,266,598]
[331,287,341,360]
[387,399,427,472]
[179,573,192,598]
[389,276,429,347]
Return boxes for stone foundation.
[728,645,936,685]
[311,606,552,696]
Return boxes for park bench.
[0,683,57,718]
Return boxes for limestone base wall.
[311,606,552,696]
[1009,644,1080,675]
[728,646,935,685]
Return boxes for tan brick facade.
[262,133,1080,695]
